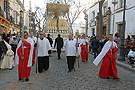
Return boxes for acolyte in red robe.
[99,47,118,78]
[17,41,31,79]
[81,42,89,62]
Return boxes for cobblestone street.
[0,52,135,90]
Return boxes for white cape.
[1,41,14,69]
[15,37,34,67]
[93,41,117,66]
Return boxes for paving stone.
[0,52,135,90]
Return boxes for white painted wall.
[72,23,86,35]
[88,0,135,38]
[24,11,29,33]
[88,2,99,36]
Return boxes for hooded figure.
[0,41,15,70]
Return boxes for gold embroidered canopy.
[46,3,69,17]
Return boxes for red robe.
[99,47,118,78]
[81,42,88,61]
[17,41,31,79]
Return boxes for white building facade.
[72,23,86,35]
[88,0,135,38]
[24,11,29,33]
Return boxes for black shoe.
[107,77,110,79]
[26,78,29,82]
[49,55,52,57]
[38,71,43,73]
[32,64,34,66]
[19,78,22,81]
[86,58,88,61]
[113,78,121,79]
[9,68,12,70]
[82,61,85,62]
[58,57,61,60]
[68,70,71,73]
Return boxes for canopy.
[47,3,69,17]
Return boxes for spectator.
[125,35,132,56]
[9,36,13,44]
[2,33,9,43]
[130,38,135,51]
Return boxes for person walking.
[80,34,89,62]
[64,34,77,73]
[93,34,119,79]
[35,32,51,73]
[54,34,64,60]
[15,31,34,82]
[91,36,99,58]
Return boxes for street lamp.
[20,10,23,37]
[118,0,126,61]
[112,0,118,35]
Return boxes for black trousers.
[48,50,51,54]
[67,56,76,71]
[93,48,98,58]
[38,56,49,73]
[57,48,61,59]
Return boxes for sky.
[20,0,86,25]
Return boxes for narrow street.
[0,52,135,90]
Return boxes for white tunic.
[37,38,51,57]
[64,39,76,56]
[80,38,89,45]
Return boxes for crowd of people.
[0,31,135,82]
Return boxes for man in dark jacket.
[91,36,99,58]
[46,34,53,57]
[54,34,64,60]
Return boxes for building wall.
[24,11,29,33]
[88,0,135,38]
[9,0,23,34]
[0,0,10,34]
[88,2,99,36]
[72,23,86,35]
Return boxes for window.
[118,24,124,38]
[92,28,95,35]
[92,11,95,21]
[120,0,124,8]
[103,6,107,14]
[103,26,106,36]
[4,1,10,21]
[14,0,15,5]
[14,11,17,24]
[17,4,19,9]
